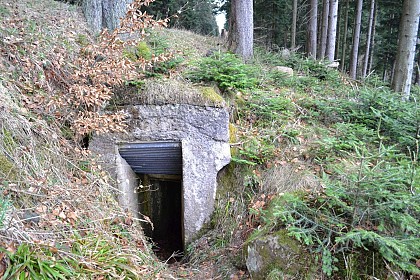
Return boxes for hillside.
[1,0,419,279]
[0,0,172,278]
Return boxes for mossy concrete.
[111,79,226,108]
[200,87,225,106]
[246,230,317,280]
[228,123,238,157]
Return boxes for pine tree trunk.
[349,0,363,79]
[392,0,420,99]
[340,0,350,72]
[227,0,237,52]
[319,0,330,59]
[82,0,102,33]
[388,13,398,82]
[383,57,388,81]
[103,0,133,31]
[335,1,342,60]
[308,0,318,58]
[271,2,276,48]
[326,0,338,62]
[368,1,377,73]
[291,0,298,49]
[230,0,254,61]
[391,60,396,83]
[416,48,420,86]
[362,0,375,78]
[82,0,133,33]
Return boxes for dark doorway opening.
[118,142,184,262]
[138,174,183,261]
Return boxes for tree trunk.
[326,0,338,62]
[231,0,254,61]
[227,0,237,52]
[291,0,298,49]
[271,1,276,48]
[349,0,363,79]
[103,0,133,31]
[335,0,342,59]
[388,13,398,82]
[307,0,318,58]
[82,0,133,33]
[340,0,350,72]
[391,60,396,83]
[319,0,330,59]
[383,57,388,81]
[362,0,375,78]
[416,48,420,86]
[392,0,420,99]
[368,0,377,74]
[83,0,102,33]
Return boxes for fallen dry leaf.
[35,204,47,214]
[59,212,66,219]
[52,208,60,216]
[0,252,6,277]
[49,247,58,254]
[67,211,77,220]
[6,243,16,254]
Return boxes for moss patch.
[0,153,17,180]
[110,79,226,108]
[215,164,237,199]
[200,87,225,106]
[229,123,237,143]
[1,128,18,151]
[123,42,152,61]
[245,230,317,280]
[228,123,238,157]
[335,251,391,279]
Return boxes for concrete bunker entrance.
[118,142,184,260]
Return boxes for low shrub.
[244,90,294,123]
[261,145,420,276]
[313,87,420,153]
[185,53,258,92]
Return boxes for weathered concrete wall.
[115,152,139,218]
[129,104,231,243]
[90,103,231,244]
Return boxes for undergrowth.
[1,244,72,279]
[187,48,420,278]
[316,87,420,152]
[130,30,185,78]
[241,53,419,277]
[185,52,258,93]
[263,145,419,275]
